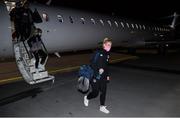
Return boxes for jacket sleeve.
[90,51,103,77]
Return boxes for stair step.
[30,66,36,73]
[14,41,54,85]
[24,54,29,60]
[33,71,48,80]
[29,75,55,84]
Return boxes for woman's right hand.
[99,68,104,75]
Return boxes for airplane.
[0,0,179,84]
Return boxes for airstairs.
[13,39,55,85]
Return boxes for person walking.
[84,38,112,114]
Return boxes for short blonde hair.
[103,37,112,44]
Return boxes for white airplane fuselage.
[0,2,174,59]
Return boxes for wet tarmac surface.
[119,53,180,74]
[0,51,180,116]
[0,52,137,85]
[0,63,180,116]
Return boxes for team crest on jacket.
[107,55,110,62]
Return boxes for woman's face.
[103,42,112,52]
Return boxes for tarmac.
[0,50,180,117]
[0,52,137,85]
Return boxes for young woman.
[84,38,112,114]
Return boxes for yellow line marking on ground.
[49,66,80,74]
[0,56,138,85]
[110,56,138,63]
[0,77,22,85]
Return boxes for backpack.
[77,76,90,94]
[78,51,100,79]
[78,65,94,79]
[77,51,100,93]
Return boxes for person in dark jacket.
[19,1,34,41]
[9,1,23,40]
[28,28,47,73]
[84,38,112,114]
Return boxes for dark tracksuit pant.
[20,23,32,41]
[33,50,47,69]
[87,78,107,105]
[28,35,47,69]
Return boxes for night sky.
[33,0,179,18]
[31,0,180,26]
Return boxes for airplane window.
[42,13,49,22]
[131,24,134,29]
[114,21,118,27]
[126,23,129,28]
[57,15,63,23]
[148,27,150,30]
[152,27,154,30]
[107,20,112,27]
[143,25,146,30]
[121,22,124,28]
[69,16,74,23]
[80,18,85,24]
[135,24,138,29]
[99,19,104,26]
[91,18,96,24]
[139,25,142,30]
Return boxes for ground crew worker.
[84,38,112,114]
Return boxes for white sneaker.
[38,64,45,71]
[100,106,110,114]
[84,96,89,107]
